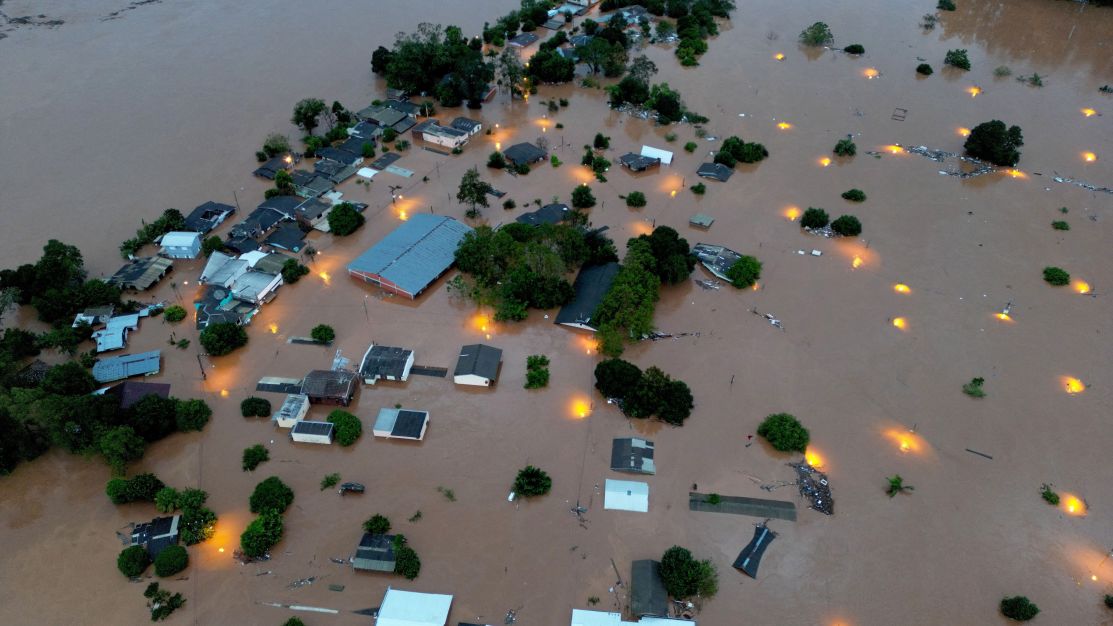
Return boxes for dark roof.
[92,350,161,383]
[131,515,180,559]
[503,142,547,166]
[292,420,335,437]
[384,98,420,116]
[301,369,357,401]
[733,525,776,578]
[108,257,174,291]
[570,34,593,47]
[515,203,569,227]
[555,262,620,329]
[194,285,255,329]
[295,197,331,221]
[631,560,668,617]
[618,152,661,171]
[369,152,402,170]
[264,223,307,252]
[697,162,733,182]
[450,117,482,133]
[353,533,396,571]
[509,32,540,47]
[253,154,292,179]
[338,136,372,156]
[360,345,413,380]
[392,410,428,438]
[318,146,361,165]
[454,344,502,380]
[233,205,292,239]
[224,236,261,255]
[291,170,334,197]
[313,159,359,184]
[184,201,236,234]
[258,195,303,216]
[349,121,381,140]
[611,437,656,474]
[347,214,473,298]
[692,243,742,281]
[108,381,171,409]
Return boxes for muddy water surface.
[1,0,1112,624]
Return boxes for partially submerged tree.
[799,22,834,47]
[834,138,857,156]
[327,410,362,446]
[757,413,809,452]
[291,98,327,135]
[249,476,294,514]
[513,465,552,497]
[242,444,269,471]
[831,215,863,237]
[725,255,762,289]
[363,514,391,535]
[199,322,247,356]
[310,324,335,344]
[457,168,494,218]
[964,120,1024,166]
[117,545,150,578]
[800,207,830,229]
[240,509,284,558]
[1000,596,1040,621]
[659,545,718,599]
[241,397,271,418]
[327,202,365,236]
[886,474,914,497]
[944,49,971,70]
[1042,266,1070,286]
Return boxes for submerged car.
[338,482,365,495]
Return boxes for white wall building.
[290,420,334,444]
[377,588,453,626]
[273,394,309,428]
[160,232,203,259]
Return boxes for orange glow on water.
[967,86,982,97]
[670,189,677,197]
[995,313,1013,322]
[1082,151,1097,162]
[318,271,330,285]
[891,317,907,330]
[1062,494,1087,516]
[1081,108,1096,117]
[398,209,409,221]
[804,447,824,468]
[750,282,760,291]
[852,255,863,269]
[581,336,599,354]
[1063,377,1085,394]
[268,323,278,334]
[777,122,793,130]
[883,145,905,154]
[495,141,501,150]
[1072,280,1091,294]
[893,283,910,294]
[863,68,879,79]
[218,547,224,553]
[472,314,490,333]
[1005,169,1027,179]
[784,207,800,221]
[571,398,591,419]
[220,389,229,398]
[957,127,971,137]
[884,429,925,454]
[819,157,831,167]
[774,52,785,61]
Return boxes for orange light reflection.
[863,68,879,79]
[776,122,793,130]
[891,317,907,330]
[884,428,926,455]
[784,207,800,221]
[883,144,905,154]
[893,283,911,294]
[957,127,971,137]
[1062,376,1085,394]
[1082,151,1097,163]
[967,86,982,98]
[1062,494,1087,516]
[1072,279,1091,294]
[774,53,785,61]
[804,446,825,469]
[819,157,831,167]
[571,398,591,419]
[994,312,1013,323]
[1081,108,1097,117]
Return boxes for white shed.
[290,420,334,444]
[377,588,453,626]
[639,145,674,166]
[273,394,309,428]
[604,479,649,512]
[160,232,203,259]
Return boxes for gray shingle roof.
[697,162,733,182]
[611,437,656,474]
[292,420,334,437]
[347,214,473,298]
[503,142,547,166]
[353,533,396,571]
[360,345,412,380]
[454,344,502,380]
[554,262,620,330]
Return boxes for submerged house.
[691,243,743,281]
[108,257,174,291]
[193,285,258,329]
[610,438,655,475]
[131,515,181,559]
[290,170,335,199]
[300,369,358,406]
[696,162,733,182]
[358,344,414,385]
[570,610,695,626]
[92,350,161,383]
[105,381,171,409]
[618,152,661,172]
[273,393,309,428]
[631,560,668,618]
[352,532,397,572]
[253,154,293,180]
[413,119,470,149]
[453,344,502,387]
[290,420,334,444]
[347,214,473,299]
[184,201,236,234]
[159,232,203,259]
[604,479,649,513]
[373,408,430,441]
[91,314,141,353]
[264,223,307,253]
[555,262,620,331]
[503,142,547,167]
[450,117,483,136]
[376,588,453,626]
[515,203,570,227]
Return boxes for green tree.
[572,185,596,209]
[242,444,269,471]
[524,354,550,389]
[944,49,971,70]
[886,474,914,497]
[457,168,494,217]
[240,509,284,558]
[249,476,294,514]
[129,394,179,441]
[42,361,95,396]
[363,514,391,535]
[513,465,552,497]
[99,427,146,475]
[487,151,507,169]
[175,399,212,432]
[327,202,365,236]
[155,487,179,513]
[831,215,863,236]
[281,258,309,284]
[635,226,696,285]
[199,322,248,356]
[841,189,866,202]
[291,98,327,135]
[647,82,684,124]
[241,397,272,417]
[310,324,335,343]
[594,358,643,399]
[163,305,187,323]
[527,48,576,83]
[834,138,857,156]
[394,538,422,580]
[799,22,833,46]
[179,500,217,545]
[757,413,809,452]
[843,43,865,54]
[273,170,295,196]
[201,236,224,257]
[327,410,362,446]
[625,191,647,208]
[154,545,189,577]
[607,75,650,107]
[117,545,150,578]
[964,120,1024,166]
[594,132,611,150]
[262,133,291,157]
[497,47,525,97]
[1000,596,1039,621]
[725,255,762,289]
[659,546,718,599]
[916,63,934,75]
[1043,266,1070,286]
[800,207,829,229]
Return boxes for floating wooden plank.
[410,365,448,378]
[689,492,797,521]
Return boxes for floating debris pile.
[790,461,834,515]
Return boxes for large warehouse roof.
[347,214,472,298]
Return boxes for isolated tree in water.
[964,120,1023,166]
[291,98,327,135]
[457,167,493,219]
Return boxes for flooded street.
[1,0,1112,624]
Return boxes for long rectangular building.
[347,214,472,299]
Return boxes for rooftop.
[450,117,482,133]
[618,153,661,171]
[453,344,502,380]
[604,479,649,512]
[106,381,171,409]
[301,369,357,401]
[696,162,733,182]
[691,243,743,281]
[611,437,656,474]
[377,588,453,626]
[631,560,668,617]
[515,203,570,227]
[347,214,473,298]
[360,345,413,380]
[264,223,306,252]
[503,142,547,166]
[374,408,429,439]
[92,350,161,383]
[184,201,235,233]
[107,257,173,291]
[352,532,396,572]
[555,262,620,330]
[291,420,334,437]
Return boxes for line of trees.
[371,24,492,108]
[594,358,694,425]
[241,476,294,558]
[119,209,186,259]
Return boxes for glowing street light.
[957,127,971,137]
[1081,108,1097,117]
[893,283,911,294]
[967,86,982,97]
[892,317,907,330]
[1063,377,1085,394]
[863,68,879,79]
[819,157,831,167]
[776,122,793,130]
[774,52,785,61]
[1082,151,1097,163]
[852,255,863,269]
[883,145,905,154]
[784,207,800,221]
[1072,280,1091,294]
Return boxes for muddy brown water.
[1,0,1112,624]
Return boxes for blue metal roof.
[347,214,473,297]
[92,350,161,383]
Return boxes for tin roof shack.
[184,201,236,234]
[503,142,547,168]
[696,162,733,182]
[359,344,414,385]
[91,314,141,352]
[159,232,203,259]
[352,532,396,572]
[377,588,453,626]
[453,344,502,386]
[555,262,620,331]
[105,381,171,409]
[611,438,655,475]
[515,203,570,227]
[273,393,309,428]
[253,154,293,180]
[689,213,714,230]
[301,369,357,406]
[347,214,473,299]
[92,350,161,383]
[692,243,743,281]
[108,257,173,291]
[373,408,430,440]
[131,514,181,559]
[631,560,668,617]
[290,419,334,444]
[604,479,649,512]
[618,153,661,172]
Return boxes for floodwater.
[1,0,1112,624]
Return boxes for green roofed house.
[352,532,396,572]
[347,214,473,299]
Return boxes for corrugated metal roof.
[347,215,473,297]
[160,232,201,248]
[604,479,649,512]
[377,588,453,626]
[92,350,161,383]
